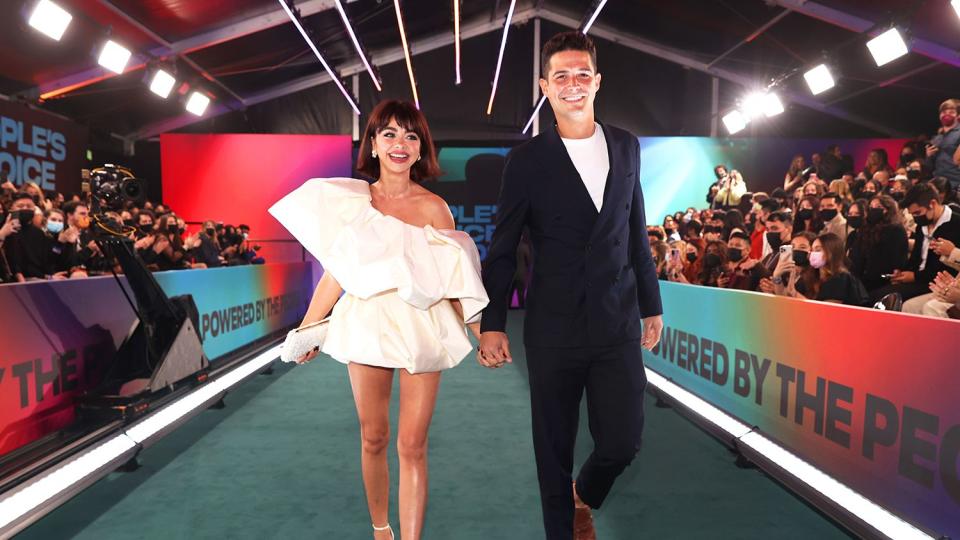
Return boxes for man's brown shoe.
[573,504,596,540]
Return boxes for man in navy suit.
[478,31,664,540]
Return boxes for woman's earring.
[417,155,421,162]
[372,150,377,158]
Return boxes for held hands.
[477,331,512,369]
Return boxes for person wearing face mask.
[791,233,868,305]
[189,219,223,268]
[134,210,160,268]
[794,195,819,233]
[758,231,816,297]
[925,99,960,190]
[716,232,762,290]
[750,198,779,259]
[843,199,867,248]
[758,211,793,275]
[699,240,729,287]
[847,195,908,294]
[669,241,704,284]
[1,193,73,281]
[817,194,847,245]
[872,183,960,302]
[661,216,680,242]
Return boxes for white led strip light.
[485,0,517,115]
[393,0,420,109]
[333,0,381,92]
[0,345,282,533]
[644,367,933,540]
[277,0,360,115]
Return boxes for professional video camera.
[79,164,208,415]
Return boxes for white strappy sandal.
[372,523,394,539]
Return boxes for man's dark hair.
[770,187,788,200]
[11,191,33,204]
[822,193,843,205]
[760,199,781,214]
[826,144,840,154]
[541,31,597,76]
[901,182,939,209]
[62,200,87,217]
[138,209,156,221]
[766,211,793,226]
[729,231,750,243]
[685,220,703,235]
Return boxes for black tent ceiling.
[2,0,959,143]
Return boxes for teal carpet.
[17,312,851,539]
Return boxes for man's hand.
[477,331,511,369]
[758,277,775,294]
[641,315,663,351]
[58,225,80,244]
[134,235,155,250]
[740,258,759,271]
[716,273,730,288]
[926,144,939,158]
[891,270,915,284]
[152,235,170,254]
[931,238,956,257]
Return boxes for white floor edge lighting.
[644,366,933,540]
[0,344,282,534]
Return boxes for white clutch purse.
[280,318,330,364]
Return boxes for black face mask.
[727,247,743,263]
[820,209,839,221]
[686,252,697,263]
[766,231,784,250]
[890,192,905,202]
[797,209,814,221]
[867,208,885,225]
[140,223,154,233]
[907,169,921,181]
[901,153,915,164]
[847,215,863,229]
[123,219,136,227]
[205,228,215,237]
[792,250,810,267]
[862,190,877,199]
[16,209,35,227]
[704,253,722,268]
[913,211,932,227]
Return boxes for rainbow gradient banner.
[644,282,960,537]
[0,262,316,456]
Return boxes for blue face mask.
[46,221,64,234]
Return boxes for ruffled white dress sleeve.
[268,178,489,373]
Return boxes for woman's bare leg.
[348,363,396,538]
[396,370,442,540]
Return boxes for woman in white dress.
[269,100,488,540]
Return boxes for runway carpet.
[17,312,851,540]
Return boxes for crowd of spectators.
[0,178,264,284]
[650,98,960,320]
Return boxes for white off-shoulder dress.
[268,178,489,373]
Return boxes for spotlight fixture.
[866,27,908,67]
[27,0,72,41]
[277,0,360,115]
[393,0,420,109]
[185,91,211,116]
[741,92,767,119]
[722,110,748,135]
[803,64,835,95]
[486,0,518,116]
[333,0,381,91]
[762,92,784,117]
[148,69,176,99]
[954,0,960,19]
[97,40,132,74]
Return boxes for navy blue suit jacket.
[480,123,663,348]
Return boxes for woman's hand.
[296,348,320,365]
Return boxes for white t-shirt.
[561,123,609,212]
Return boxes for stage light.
[454,0,462,85]
[804,64,835,95]
[97,40,132,74]
[581,0,608,34]
[148,69,176,98]
[866,27,908,67]
[522,95,547,134]
[762,92,784,117]
[486,0,518,115]
[277,0,360,115]
[722,110,748,135]
[185,92,211,116]
[741,92,767,119]
[334,0,380,91]
[954,0,960,19]
[393,0,420,109]
[27,0,72,41]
